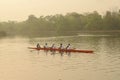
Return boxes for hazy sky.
[0,0,120,21]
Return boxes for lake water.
[0,35,120,80]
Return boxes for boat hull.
[28,47,94,53]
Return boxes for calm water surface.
[0,35,120,80]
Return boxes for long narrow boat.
[28,47,94,53]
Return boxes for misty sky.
[0,0,120,21]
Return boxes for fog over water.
[0,0,120,80]
[0,35,120,80]
[0,0,120,21]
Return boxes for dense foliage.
[0,11,120,37]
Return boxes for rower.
[59,43,64,49]
[36,43,40,48]
[50,44,56,52]
[44,43,48,48]
[66,44,71,49]
[51,44,55,49]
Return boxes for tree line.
[0,10,120,37]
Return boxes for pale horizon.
[0,0,120,21]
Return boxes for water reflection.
[29,49,72,57]
[27,35,120,80]
[0,36,120,80]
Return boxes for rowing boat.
[28,47,94,53]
